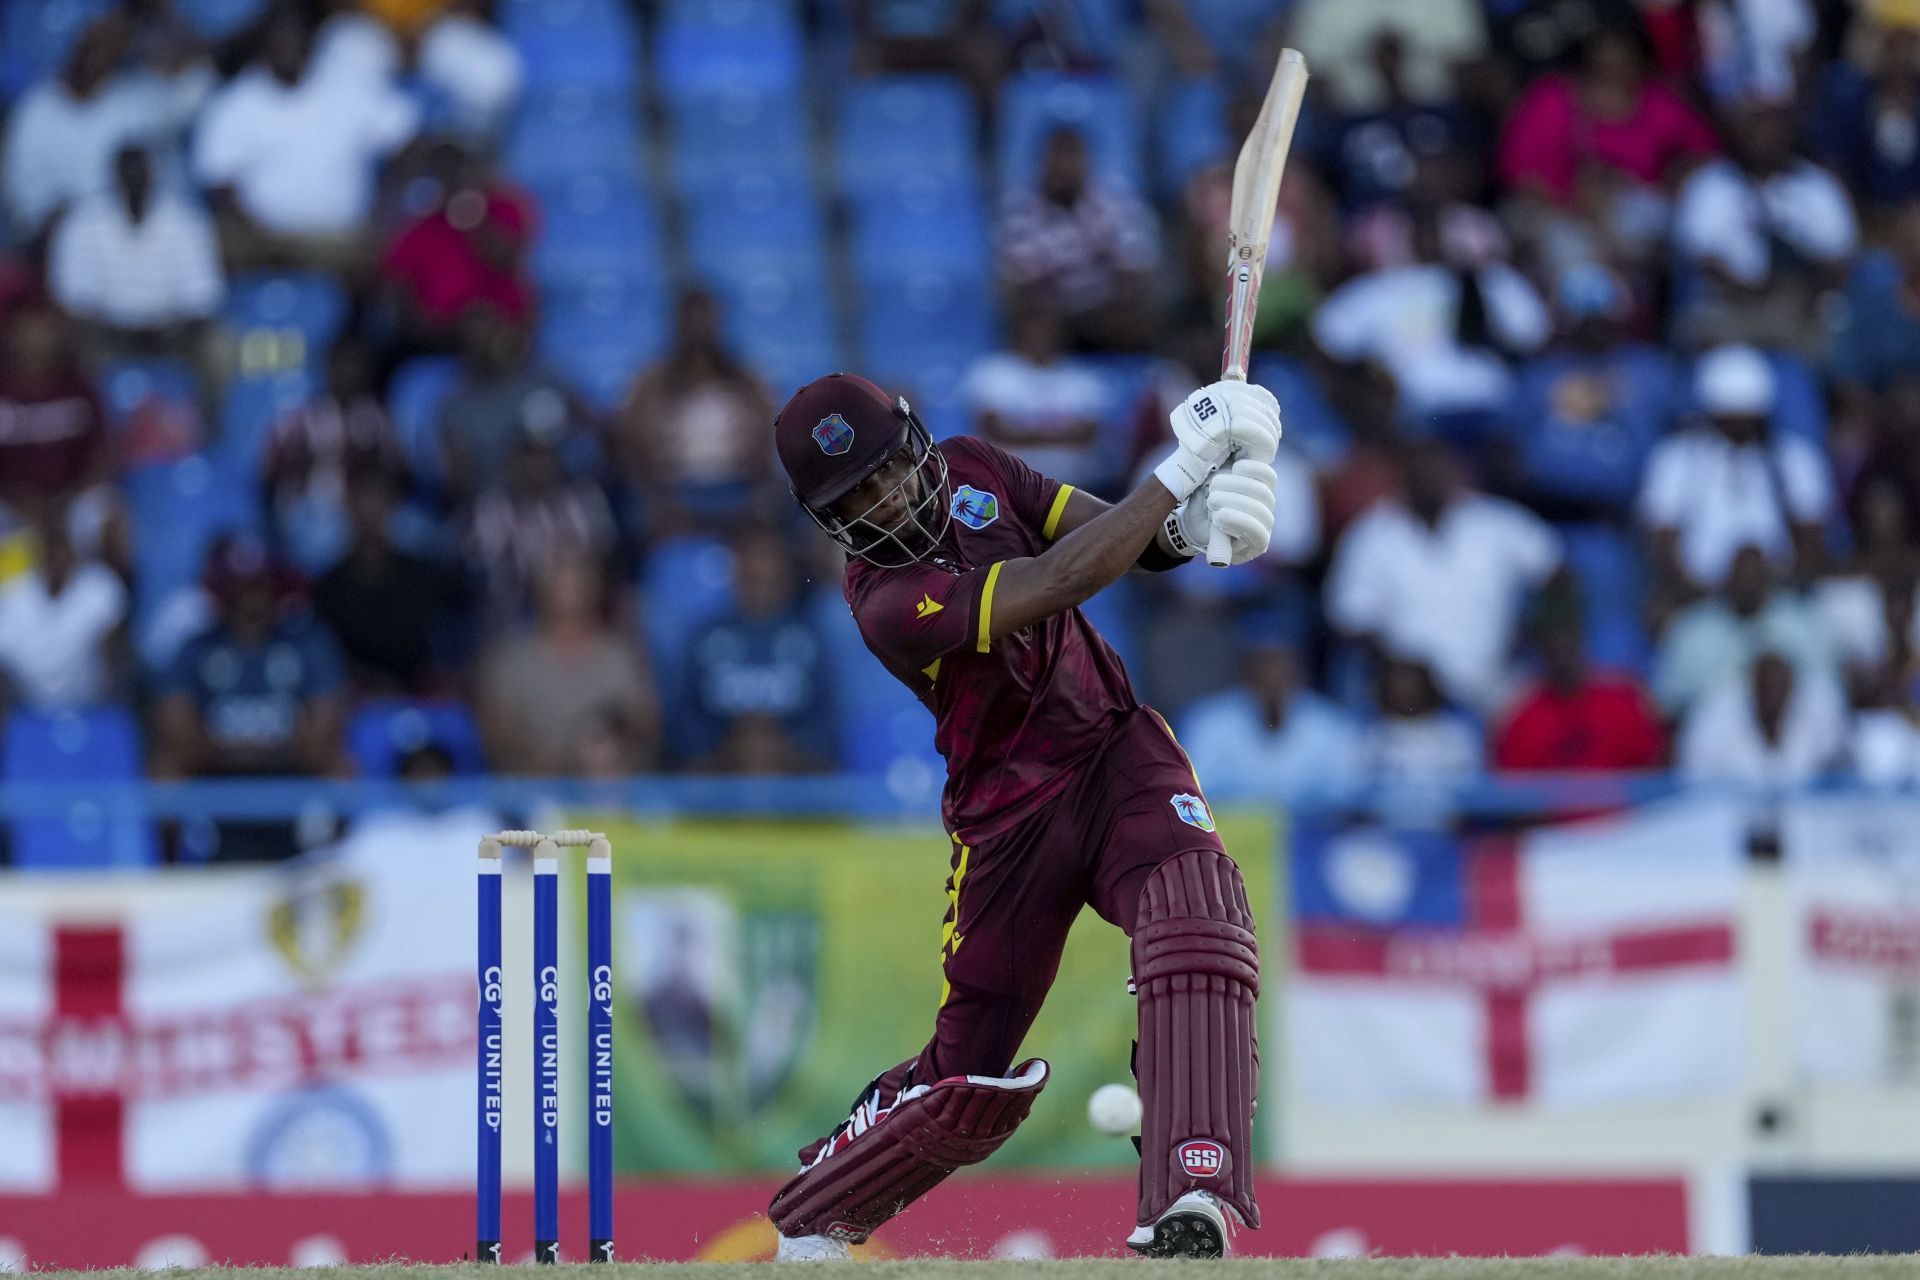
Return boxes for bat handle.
[1206,367,1250,567]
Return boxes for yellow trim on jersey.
[1147,707,1205,792]
[1041,484,1076,541]
[939,836,973,1006]
[922,657,942,684]
[976,561,1004,652]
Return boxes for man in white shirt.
[0,518,126,711]
[1672,91,1857,351]
[4,16,152,238]
[1177,625,1361,799]
[50,146,223,346]
[1678,649,1846,784]
[1638,344,1832,597]
[1325,437,1566,712]
[963,305,1111,490]
[194,7,418,268]
[1653,543,1838,716]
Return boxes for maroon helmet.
[774,372,951,567]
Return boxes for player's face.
[832,447,921,530]
[818,434,950,567]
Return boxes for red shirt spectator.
[0,302,108,503]
[1495,613,1665,771]
[1499,28,1717,207]
[380,151,535,330]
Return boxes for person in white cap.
[1637,344,1833,605]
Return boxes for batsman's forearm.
[1040,477,1181,601]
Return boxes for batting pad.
[769,1058,1049,1243]
[1133,848,1261,1229]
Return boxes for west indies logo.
[812,414,854,455]
[950,485,999,529]
[1170,793,1215,832]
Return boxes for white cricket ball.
[1087,1082,1142,1135]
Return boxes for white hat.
[1694,344,1776,417]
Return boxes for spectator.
[851,0,1000,103]
[962,304,1110,491]
[193,5,418,269]
[478,550,659,775]
[1311,202,1550,434]
[1498,26,1718,211]
[1638,345,1833,600]
[1696,0,1816,104]
[378,142,536,359]
[1677,649,1846,783]
[680,526,836,772]
[1829,198,1920,415]
[417,0,525,141]
[49,145,223,354]
[0,514,127,712]
[0,302,125,568]
[1176,626,1362,797]
[467,423,618,624]
[1672,91,1858,353]
[1325,437,1567,712]
[1808,1,1920,210]
[1325,32,1485,214]
[614,288,777,531]
[262,335,407,572]
[151,535,348,858]
[998,127,1160,351]
[1291,0,1487,113]
[313,464,469,695]
[443,306,595,499]
[1494,605,1664,771]
[3,14,208,241]
[1495,262,1676,519]
[1355,654,1483,783]
[1653,544,1838,717]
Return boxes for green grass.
[14,1259,1920,1280]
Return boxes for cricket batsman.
[766,371,1282,1260]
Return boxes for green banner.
[576,812,1276,1173]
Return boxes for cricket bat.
[1209,48,1308,567]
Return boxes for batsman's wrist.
[1160,505,1201,559]
[1152,446,1214,503]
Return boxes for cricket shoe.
[1126,1190,1233,1259]
[775,1233,852,1262]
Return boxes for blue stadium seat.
[849,179,991,280]
[993,0,1132,65]
[655,0,804,98]
[857,269,997,391]
[998,72,1144,192]
[809,590,944,789]
[639,535,738,737]
[347,700,488,776]
[834,75,978,199]
[667,88,811,193]
[174,0,268,38]
[501,0,639,93]
[503,88,642,182]
[3,708,157,869]
[538,278,669,408]
[529,172,663,290]
[1559,523,1652,675]
[224,272,350,372]
[683,173,827,264]
[124,451,263,651]
[0,0,114,99]
[1158,77,1230,196]
[388,356,464,491]
[219,368,320,470]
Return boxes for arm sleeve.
[855,561,998,672]
[1637,440,1688,529]
[1778,437,1834,522]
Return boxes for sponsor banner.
[1290,798,1743,1106]
[1782,797,1920,1085]
[578,813,1278,1172]
[1749,1176,1920,1254]
[0,808,492,1191]
[0,1174,1689,1268]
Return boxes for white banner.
[1289,798,1745,1107]
[0,807,495,1191]
[1784,796,1920,1087]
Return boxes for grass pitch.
[14,1259,1920,1280]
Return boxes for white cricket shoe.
[1126,1190,1232,1258]
[776,1233,852,1262]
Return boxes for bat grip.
[1206,369,1249,567]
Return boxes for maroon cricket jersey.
[844,436,1140,843]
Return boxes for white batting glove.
[1163,459,1279,565]
[1215,382,1282,463]
[1152,385,1235,501]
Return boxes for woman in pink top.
[1499,27,1719,207]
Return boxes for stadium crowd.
[2,0,1920,861]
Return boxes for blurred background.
[3,0,1920,1266]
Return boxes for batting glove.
[1163,459,1279,565]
